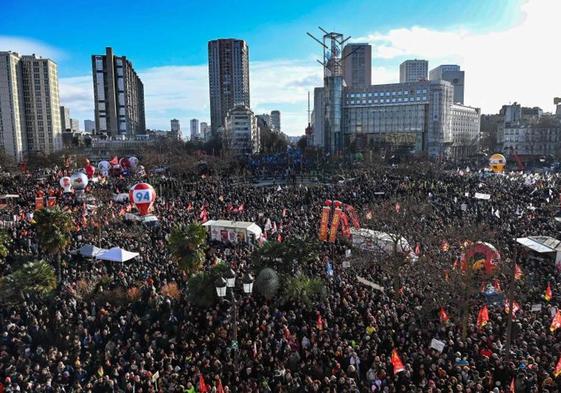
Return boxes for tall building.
[0,52,26,161]
[190,119,199,140]
[170,118,181,139]
[208,39,250,133]
[60,106,70,131]
[0,52,63,160]
[200,122,210,142]
[70,118,80,132]
[84,120,95,133]
[92,47,145,137]
[271,110,281,132]
[342,43,372,88]
[429,65,465,104]
[399,59,428,83]
[224,105,260,156]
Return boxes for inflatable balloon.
[129,183,156,216]
[462,241,500,274]
[70,172,89,191]
[85,164,95,179]
[489,153,506,174]
[98,160,110,172]
[128,156,139,169]
[59,176,72,193]
[119,157,131,169]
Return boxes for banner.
[340,211,351,238]
[35,197,44,210]
[319,200,332,241]
[345,204,360,229]
[328,202,342,243]
[47,197,56,208]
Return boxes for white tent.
[96,247,139,262]
[350,228,410,254]
[202,220,262,244]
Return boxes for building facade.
[0,52,27,160]
[342,43,372,88]
[199,122,210,142]
[399,59,428,83]
[497,103,561,158]
[429,65,465,104]
[270,110,281,132]
[312,79,480,158]
[92,47,145,137]
[0,52,63,160]
[70,118,80,132]
[84,119,95,133]
[224,105,260,156]
[208,39,250,134]
[190,118,199,141]
[60,106,70,131]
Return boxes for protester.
[0,160,560,392]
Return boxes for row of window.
[346,96,428,105]
[347,89,427,99]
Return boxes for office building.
[60,106,71,131]
[0,52,26,161]
[92,47,145,137]
[84,120,95,133]
[271,110,281,132]
[0,52,63,160]
[208,39,250,133]
[399,59,428,83]
[342,43,372,88]
[429,65,465,104]
[69,118,79,132]
[190,118,199,140]
[224,105,260,156]
[257,114,272,129]
[200,122,210,142]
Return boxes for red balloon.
[85,165,95,179]
[129,183,156,216]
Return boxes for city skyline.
[1,0,559,136]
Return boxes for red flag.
[510,377,515,392]
[504,299,520,317]
[187,202,193,211]
[395,202,401,213]
[477,305,489,329]
[109,156,118,165]
[415,242,421,256]
[199,208,208,223]
[198,374,208,393]
[514,264,523,280]
[390,349,405,374]
[439,307,449,324]
[550,310,561,332]
[344,204,360,229]
[545,282,553,302]
[554,355,561,377]
[216,378,225,393]
[277,233,283,243]
[340,212,351,238]
[316,312,324,331]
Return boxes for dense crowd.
[0,161,561,393]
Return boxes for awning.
[516,236,561,253]
[74,244,105,258]
[96,247,139,262]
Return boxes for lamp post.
[215,270,254,372]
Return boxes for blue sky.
[1,0,558,135]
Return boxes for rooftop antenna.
[305,91,313,136]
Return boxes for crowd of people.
[0,159,560,392]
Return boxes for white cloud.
[0,36,65,60]
[357,0,561,113]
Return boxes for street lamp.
[243,273,254,294]
[215,269,254,373]
[215,277,227,298]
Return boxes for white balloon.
[128,156,139,168]
[59,177,72,193]
[97,160,110,171]
[70,172,89,191]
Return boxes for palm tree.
[168,222,208,276]
[0,260,56,305]
[0,229,13,259]
[33,207,75,284]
